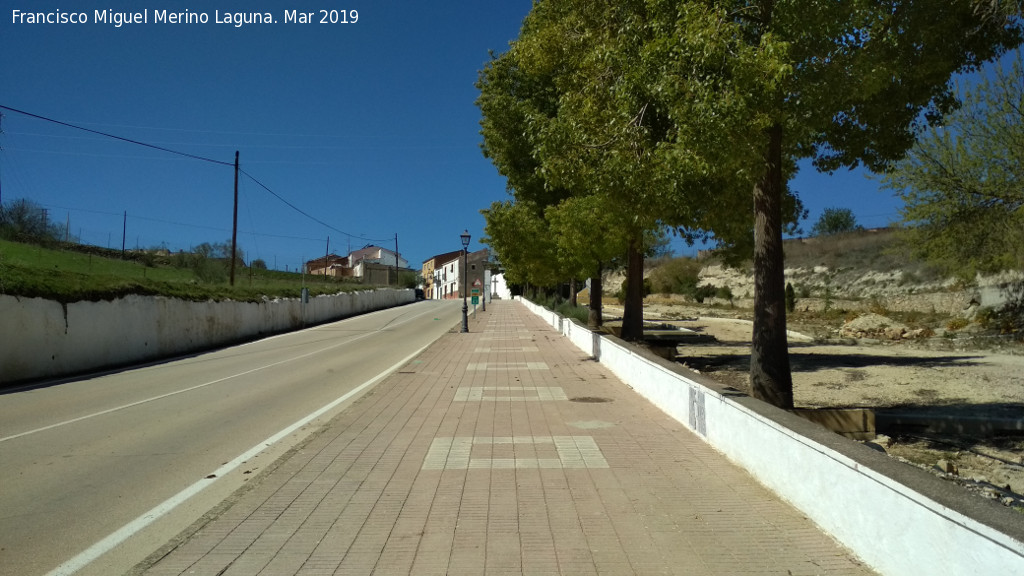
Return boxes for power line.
[0,105,234,167]
[39,202,328,242]
[239,169,392,244]
[0,104,398,248]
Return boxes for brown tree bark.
[588,270,603,329]
[620,237,645,341]
[750,123,794,409]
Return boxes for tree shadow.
[674,348,986,374]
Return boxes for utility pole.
[230,151,239,286]
[324,236,330,282]
[394,233,399,287]
[0,111,4,207]
[122,211,127,254]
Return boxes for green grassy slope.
[0,240,371,303]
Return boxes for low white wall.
[1,289,414,385]
[516,297,1024,576]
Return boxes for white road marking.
[43,339,435,576]
[1,307,437,444]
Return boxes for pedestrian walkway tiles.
[453,386,568,401]
[421,436,610,470]
[465,362,549,371]
[473,347,539,352]
[135,301,875,576]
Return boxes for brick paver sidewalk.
[138,300,874,575]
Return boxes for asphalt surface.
[0,299,462,576]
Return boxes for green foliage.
[716,286,733,303]
[193,256,228,284]
[811,208,861,237]
[648,258,702,296]
[0,198,71,244]
[692,285,717,304]
[647,257,734,304]
[882,51,1024,278]
[481,0,1023,406]
[481,200,563,289]
[615,277,652,304]
[398,271,420,289]
[251,259,268,270]
[785,282,796,313]
[544,194,630,280]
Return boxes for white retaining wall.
[1,289,414,384]
[517,297,1024,576]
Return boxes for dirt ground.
[603,301,1024,510]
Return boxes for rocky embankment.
[694,264,1022,318]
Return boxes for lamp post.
[460,229,470,333]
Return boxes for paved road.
[0,299,462,576]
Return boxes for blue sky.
[2,1,909,270]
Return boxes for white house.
[433,249,490,301]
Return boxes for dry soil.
[603,301,1024,508]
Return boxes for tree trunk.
[621,237,644,341]
[588,269,603,329]
[570,278,578,307]
[750,123,794,409]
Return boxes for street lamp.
[460,229,470,333]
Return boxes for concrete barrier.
[1,289,414,385]
[517,297,1024,576]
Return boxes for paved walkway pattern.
[139,301,874,575]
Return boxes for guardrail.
[517,297,1024,576]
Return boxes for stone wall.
[0,289,414,385]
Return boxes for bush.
[555,301,590,324]
[811,207,861,237]
[398,270,420,289]
[785,282,796,313]
[193,256,228,283]
[648,258,701,296]
[615,277,652,304]
[946,317,969,331]
[715,286,733,302]
[691,285,715,303]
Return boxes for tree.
[0,198,67,243]
[882,51,1024,277]
[545,195,634,327]
[688,0,1023,408]
[811,208,861,237]
[477,42,587,302]
[504,0,766,341]
[477,19,661,333]
[399,270,420,289]
[480,200,563,294]
[483,0,1021,409]
[250,258,268,270]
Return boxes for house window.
[471,264,476,270]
